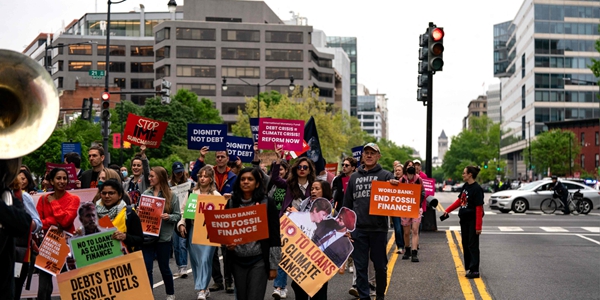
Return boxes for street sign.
[89,70,105,79]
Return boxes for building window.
[222,66,259,78]
[131,95,148,105]
[68,44,92,55]
[521,85,526,109]
[581,154,585,168]
[131,62,154,73]
[596,132,599,146]
[68,61,92,71]
[114,78,125,88]
[221,103,245,115]
[222,85,257,97]
[130,46,154,56]
[176,46,216,59]
[97,45,125,56]
[177,65,216,77]
[266,49,303,61]
[222,29,259,42]
[156,46,170,61]
[156,65,170,79]
[266,67,303,79]
[265,31,303,43]
[581,132,585,146]
[176,28,216,40]
[97,61,126,72]
[521,54,525,78]
[130,79,154,89]
[156,27,170,43]
[596,154,599,168]
[221,48,260,60]
[55,77,63,89]
[178,84,216,96]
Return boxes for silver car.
[489,179,600,214]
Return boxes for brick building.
[546,118,600,176]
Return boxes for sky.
[0,0,526,158]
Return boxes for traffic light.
[101,92,111,121]
[428,27,444,72]
[417,28,430,102]
[484,161,488,169]
[161,79,171,104]
[81,98,93,121]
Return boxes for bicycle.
[540,190,583,215]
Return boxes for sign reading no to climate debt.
[226,136,255,163]
[187,123,228,151]
[257,118,305,151]
[57,251,153,300]
[35,226,72,276]
[190,195,228,246]
[123,113,168,148]
[279,215,338,297]
[137,195,165,236]
[369,181,422,218]
[204,204,269,245]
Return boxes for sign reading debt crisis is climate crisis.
[257,118,305,151]
[123,114,168,148]
[187,124,228,151]
[369,181,422,218]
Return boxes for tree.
[525,129,579,177]
[368,138,414,172]
[22,125,67,176]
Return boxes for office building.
[312,29,351,114]
[326,36,358,116]
[462,95,488,129]
[487,83,502,123]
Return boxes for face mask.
[97,180,104,188]
[122,171,128,177]
[407,167,416,175]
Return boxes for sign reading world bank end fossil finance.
[369,181,422,218]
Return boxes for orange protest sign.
[325,163,338,174]
[190,195,228,246]
[369,181,422,218]
[204,204,269,245]
[137,195,165,236]
[57,251,153,299]
[279,215,338,297]
[35,226,71,276]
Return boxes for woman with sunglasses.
[270,146,316,216]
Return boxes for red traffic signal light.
[101,92,110,101]
[431,28,444,42]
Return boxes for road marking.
[498,227,524,232]
[446,231,475,300]
[385,236,399,295]
[582,227,600,233]
[152,268,192,288]
[450,212,458,215]
[576,234,600,245]
[449,226,461,231]
[453,231,493,300]
[540,227,568,232]
[437,203,445,212]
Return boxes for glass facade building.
[326,36,358,116]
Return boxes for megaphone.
[426,196,438,209]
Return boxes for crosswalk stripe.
[582,227,600,233]
[498,227,524,232]
[540,227,568,232]
[449,226,461,231]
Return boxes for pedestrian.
[391,164,405,254]
[271,145,316,216]
[141,166,181,300]
[124,145,150,207]
[80,145,105,188]
[170,161,191,279]
[331,157,357,212]
[267,160,290,300]
[343,143,395,300]
[18,168,37,195]
[93,168,131,204]
[442,166,485,279]
[400,160,425,262]
[225,167,281,300]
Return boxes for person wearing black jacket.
[332,157,357,212]
[549,176,569,214]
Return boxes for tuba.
[0,49,60,207]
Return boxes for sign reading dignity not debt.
[204,204,269,245]
[226,136,255,163]
[352,145,363,167]
[369,181,422,218]
[257,118,305,151]
[187,123,228,151]
[137,195,165,236]
[69,228,123,268]
[124,113,168,148]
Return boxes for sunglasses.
[297,165,309,171]
[343,164,351,167]
[100,191,117,196]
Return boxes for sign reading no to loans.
[369,181,422,218]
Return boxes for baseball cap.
[413,159,422,165]
[172,161,185,173]
[363,143,380,153]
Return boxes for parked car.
[489,179,600,214]
[451,183,463,193]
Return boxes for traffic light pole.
[426,71,433,177]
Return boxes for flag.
[301,116,325,173]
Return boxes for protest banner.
[187,123,227,150]
[279,215,339,297]
[113,133,122,149]
[325,163,338,174]
[170,181,192,210]
[35,226,72,276]
[57,251,153,299]
[123,113,168,148]
[351,145,363,167]
[257,118,305,151]
[204,204,268,245]
[70,228,123,268]
[137,195,165,236]
[46,162,78,190]
[183,193,198,220]
[369,181,422,218]
[226,136,255,162]
[422,178,436,197]
[190,195,228,246]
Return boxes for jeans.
[187,225,216,290]
[351,230,388,300]
[173,228,188,267]
[291,281,328,300]
[142,241,175,295]
[232,259,268,300]
[460,218,480,273]
[391,217,404,248]
[352,256,375,286]
[273,266,287,289]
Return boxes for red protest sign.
[46,163,77,190]
[325,163,338,174]
[257,118,305,151]
[204,204,269,245]
[112,133,121,149]
[123,113,168,148]
[35,226,71,276]
[138,195,165,236]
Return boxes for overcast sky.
[0,0,525,157]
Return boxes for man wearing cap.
[343,142,395,300]
[413,159,428,179]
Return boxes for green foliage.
[375,139,415,172]
[590,25,600,82]
[432,166,445,183]
[525,129,579,176]
[22,125,67,176]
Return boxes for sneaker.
[272,288,282,300]
[225,282,234,294]
[402,247,411,260]
[166,295,176,300]
[396,248,404,254]
[369,284,376,296]
[348,265,354,273]
[348,286,359,297]
[279,288,287,299]
[197,290,208,300]
[465,271,480,279]
[208,282,224,292]
[179,267,188,279]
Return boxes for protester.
[93,168,131,204]
[64,152,83,187]
[18,169,37,195]
[170,161,191,278]
[343,143,395,300]
[272,146,316,216]
[178,165,221,300]
[391,164,405,254]
[192,146,237,293]
[80,145,105,188]
[108,164,125,181]
[413,159,427,179]
[124,145,150,207]
[141,166,181,300]
[267,160,290,300]
[400,160,425,262]
[225,167,281,300]
[36,168,81,300]
[120,166,128,179]
[442,166,485,279]
[332,157,357,212]
[96,179,143,252]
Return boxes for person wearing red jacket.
[442,166,484,279]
